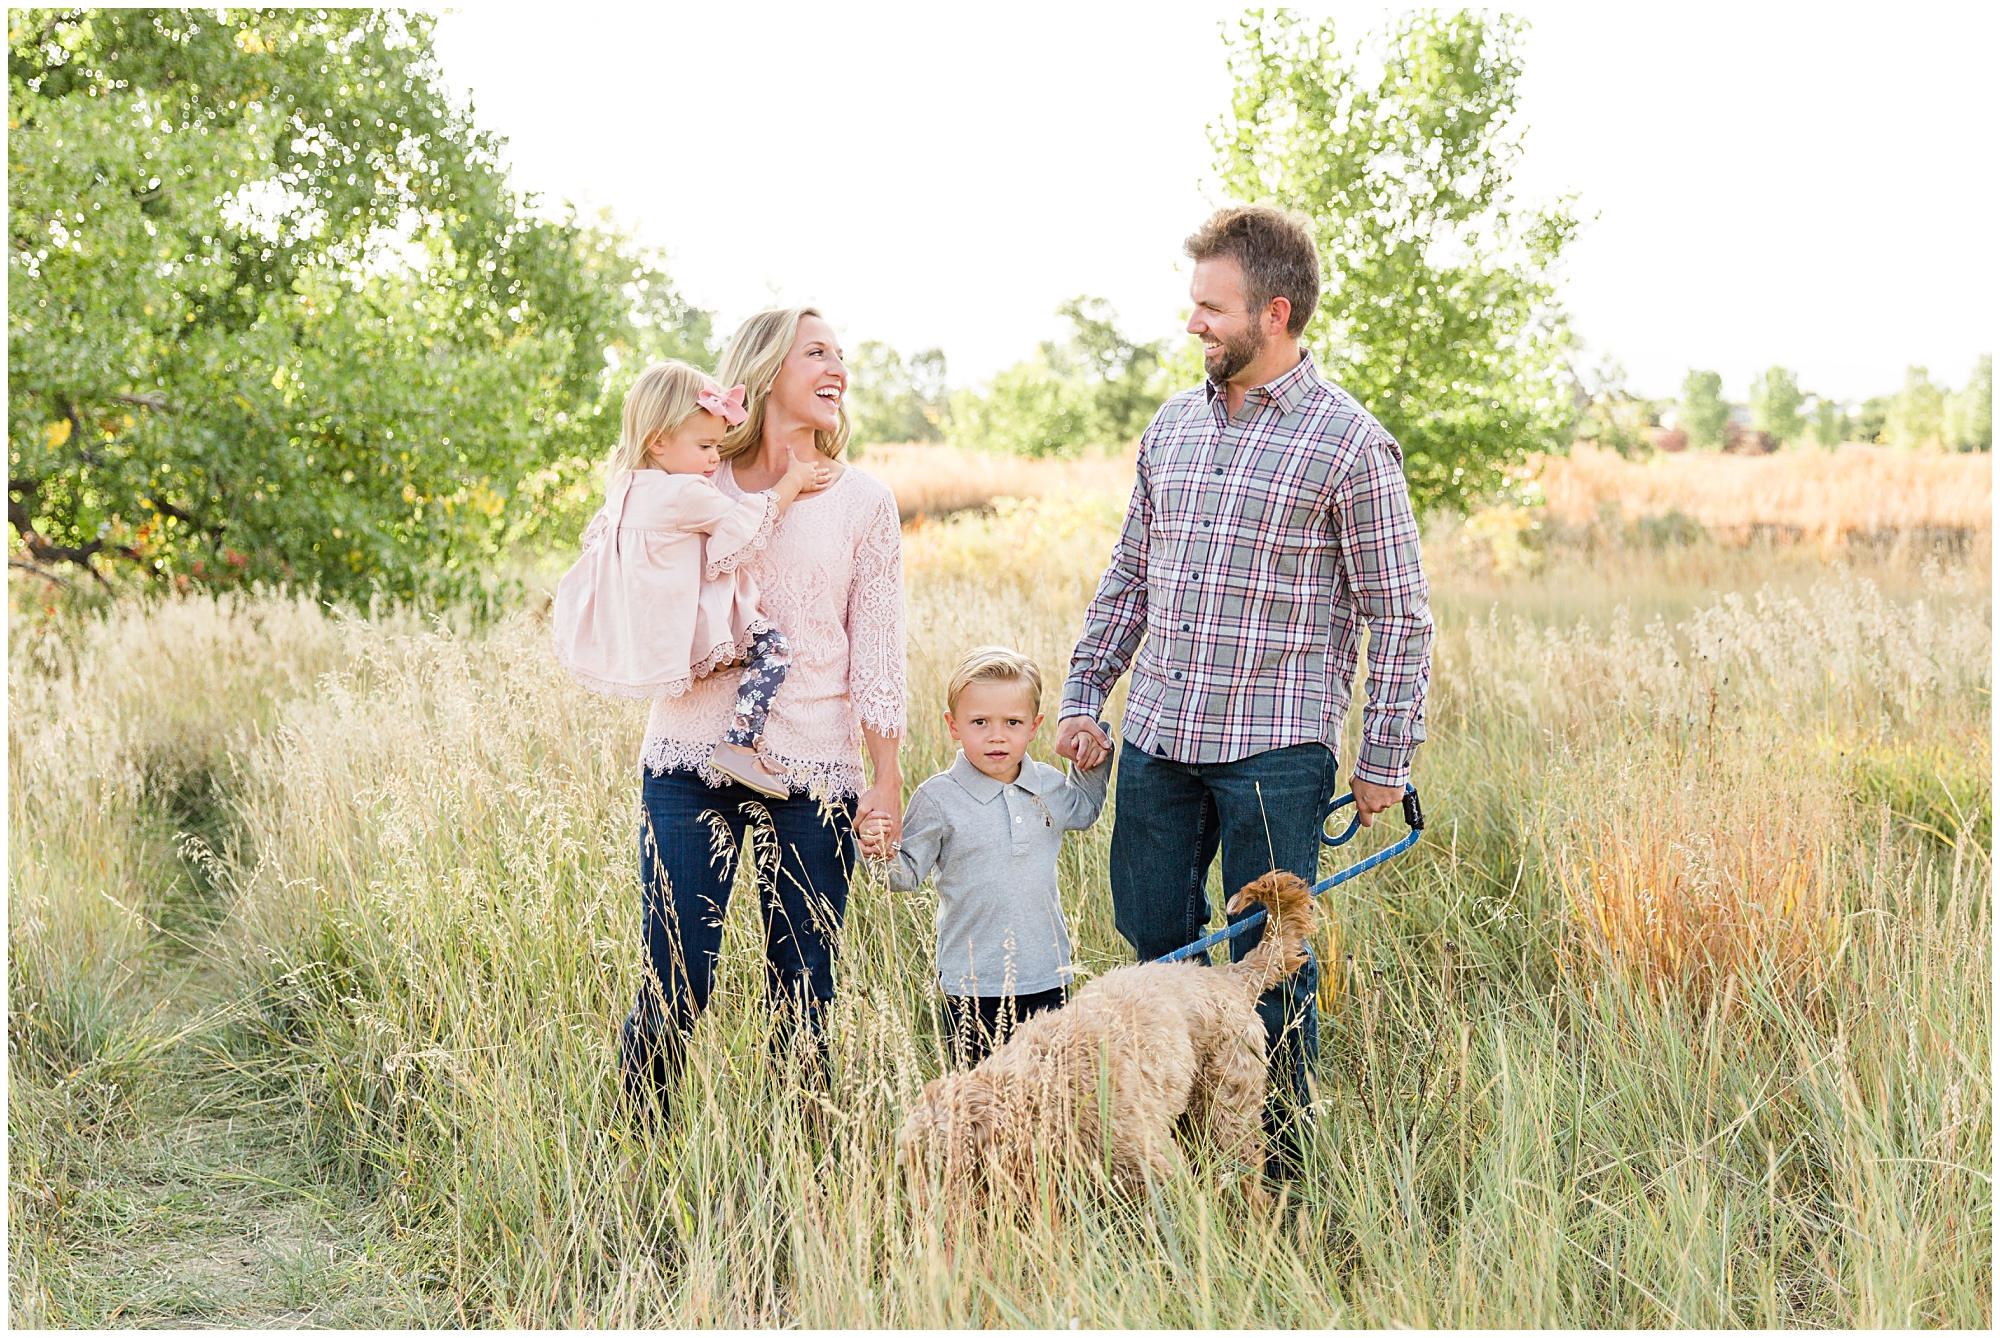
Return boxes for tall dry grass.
[1539,444,1993,542]
[857,442,1136,523]
[9,476,1992,1325]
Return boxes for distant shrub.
[1945,355,1991,452]
[949,298,1173,458]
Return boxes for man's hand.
[1350,777,1404,828]
[1056,715,1111,770]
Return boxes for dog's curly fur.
[896,870,1316,1214]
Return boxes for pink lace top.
[641,462,907,798]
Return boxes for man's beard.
[1203,325,1266,385]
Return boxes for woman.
[621,305,906,1116]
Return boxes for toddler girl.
[552,360,827,796]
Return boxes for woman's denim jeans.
[620,766,855,1114]
[1107,738,1330,1172]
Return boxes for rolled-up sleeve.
[1060,434,1155,721]
[1333,432,1433,788]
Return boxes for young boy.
[868,646,1111,1066]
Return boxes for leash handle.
[1321,782,1427,847]
[1154,783,1424,966]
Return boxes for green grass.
[9,516,1991,1327]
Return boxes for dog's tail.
[1222,871,1317,997]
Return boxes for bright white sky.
[432,1,1994,403]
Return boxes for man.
[1056,204,1433,1177]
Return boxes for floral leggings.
[723,627,791,748]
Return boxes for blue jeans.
[620,766,856,1114]
[1108,738,1330,1171]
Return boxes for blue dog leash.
[1152,784,1425,966]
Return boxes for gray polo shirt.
[886,750,1111,997]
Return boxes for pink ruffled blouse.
[551,470,778,700]
[640,462,907,799]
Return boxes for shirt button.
[1172,671,1184,680]
[1180,623,1191,631]
[1201,519,1211,527]
[1213,468,1223,476]
[1190,573,1200,581]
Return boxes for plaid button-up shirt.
[1059,351,1433,786]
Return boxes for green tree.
[8,8,708,600]
[1051,297,1171,444]
[1944,354,1991,451]
[1211,9,1578,513]
[1884,366,1945,450]
[1810,398,1848,449]
[1748,366,1805,445]
[1679,370,1730,450]
[1570,352,1652,459]
[950,298,1171,457]
[1855,396,1891,445]
[846,341,948,447]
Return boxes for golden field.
[8,446,1991,1326]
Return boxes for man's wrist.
[1351,749,1410,791]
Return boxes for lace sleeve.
[845,484,907,737]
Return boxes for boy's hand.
[1056,716,1110,770]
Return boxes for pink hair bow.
[697,382,748,426]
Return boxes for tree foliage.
[1679,370,1729,451]
[1944,355,1991,451]
[846,341,948,447]
[1210,8,1578,513]
[1570,352,1653,459]
[949,298,1175,458]
[1748,366,1805,445]
[1884,366,1945,450]
[8,7,709,600]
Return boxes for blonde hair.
[946,645,1044,716]
[605,360,717,487]
[716,305,850,463]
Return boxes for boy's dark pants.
[940,986,1066,1068]
[1107,738,1331,1177]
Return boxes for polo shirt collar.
[947,751,1062,802]
[1204,347,1319,416]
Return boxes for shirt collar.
[947,751,1062,802]
[1204,347,1319,417]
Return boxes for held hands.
[1055,716,1110,771]
[855,776,902,863]
[856,811,897,862]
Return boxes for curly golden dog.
[896,870,1315,1213]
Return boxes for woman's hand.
[855,812,896,862]
[856,723,903,862]
[856,778,903,859]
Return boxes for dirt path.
[10,883,435,1325]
